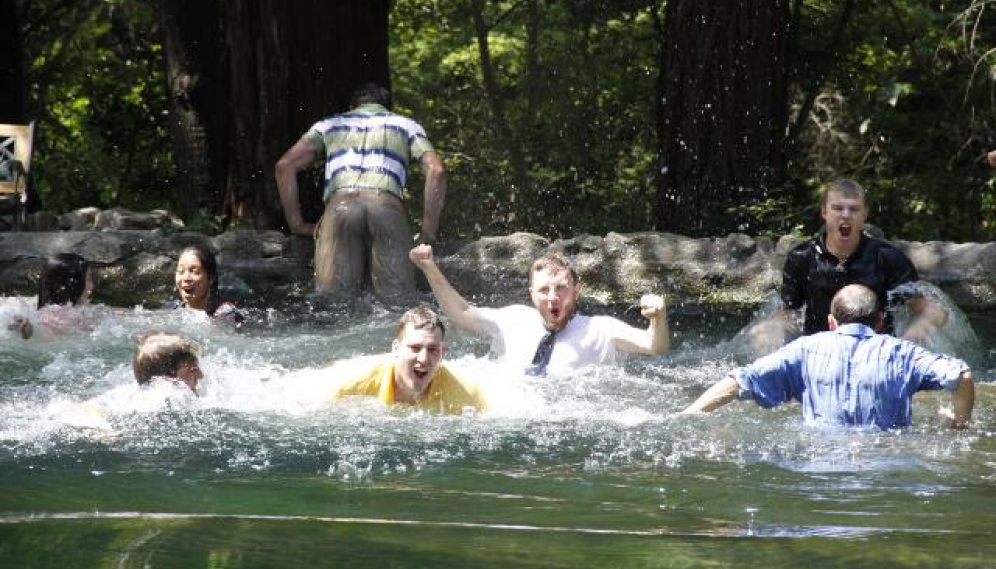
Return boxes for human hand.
[291,222,316,238]
[987,150,996,168]
[639,294,666,319]
[901,319,935,343]
[937,406,969,430]
[409,244,435,268]
[7,316,33,339]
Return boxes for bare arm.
[949,370,974,430]
[418,151,447,243]
[680,375,741,414]
[7,315,33,339]
[275,140,319,237]
[612,294,670,355]
[409,244,494,335]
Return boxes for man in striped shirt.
[276,83,446,299]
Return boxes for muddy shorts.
[314,188,416,299]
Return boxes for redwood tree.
[655,0,791,236]
[161,0,390,229]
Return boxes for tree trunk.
[223,0,391,229]
[0,0,25,123]
[161,0,390,229]
[655,0,790,236]
[470,0,530,226]
[161,0,226,223]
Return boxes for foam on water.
[0,294,992,484]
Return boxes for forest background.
[2,0,996,243]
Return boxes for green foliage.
[391,0,660,240]
[786,0,996,241]
[20,0,174,215]
[14,0,996,242]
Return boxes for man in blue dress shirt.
[682,284,974,430]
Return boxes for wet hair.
[132,332,201,386]
[37,253,89,309]
[830,284,881,328]
[177,245,223,315]
[820,179,866,205]
[349,82,391,109]
[396,304,445,339]
[529,254,579,287]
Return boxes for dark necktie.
[526,328,557,376]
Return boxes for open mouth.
[839,224,853,238]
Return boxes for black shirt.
[781,232,918,335]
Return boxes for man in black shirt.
[751,179,947,353]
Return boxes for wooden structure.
[0,121,34,230]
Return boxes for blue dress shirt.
[735,323,968,430]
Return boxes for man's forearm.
[418,259,487,334]
[420,178,445,241]
[950,371,974,429]
[276,176,303,229]
[681,375,740,414]
[646,314,670,355]
[419,154,447,241]
[911,296,948,328]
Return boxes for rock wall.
[1,227,994,310]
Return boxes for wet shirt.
[781,233,918,335]
[302,103,435,201]
[329,358,488,414]
[165,299,245,328]
[476,305,629,375]
[735,323,967,430]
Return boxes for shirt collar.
[353,103,387,113]
[833,322,877,337]
[815,229,868,261]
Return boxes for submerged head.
[829,284,883,330]
[38,253,94,309]
[820,179,868,256]
[349,82,391,109]
[133,332,203,393]
[391,305,446,402]
[175,246,219,312]
[528,254,581,332]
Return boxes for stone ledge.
[0,230,993,310]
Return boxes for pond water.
[1,296,995,568]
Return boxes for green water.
[1,300,995,568]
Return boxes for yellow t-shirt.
[330,358,488,415]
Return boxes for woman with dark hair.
[174,246,244,327]
[38,253,94,308]
[8,253,96,339]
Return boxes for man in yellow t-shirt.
[329,305,488,414]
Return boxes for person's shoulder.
[211,301,245,327]
[330,356,390,396]
[788,237,818,256]
[435,363,489,411]
[490,304,535,317]
[863,235,915,266]
[862,233,903,252]
[582,313,623,329]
